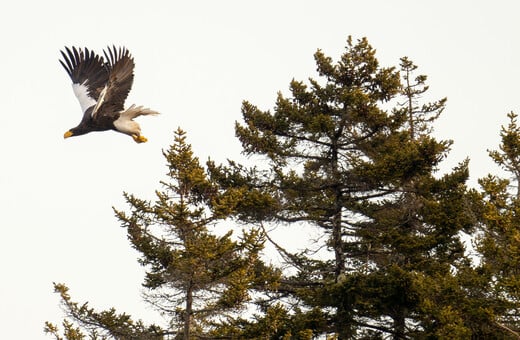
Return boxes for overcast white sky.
[1,1,519,338]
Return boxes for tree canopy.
[47,37,520,339]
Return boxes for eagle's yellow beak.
[64,130,73,139]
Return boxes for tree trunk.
[184,283,193,340]
[391,305,409,340]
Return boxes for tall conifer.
[477,112,520,337]
[218,37,476,338]
[46,129,274,339]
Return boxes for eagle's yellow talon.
[132,134,148,143]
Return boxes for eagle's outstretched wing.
[59,47,109,114]
[92,46,135,118]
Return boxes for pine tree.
[398,56,446,140]
[45,282,166,339]
[366,57,473,338]
[46,128,277,339]
[476,112,520,338]
[214,37,478,338]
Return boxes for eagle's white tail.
[121,104,160,119]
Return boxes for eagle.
[60,46,158,143]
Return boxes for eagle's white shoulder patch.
[72,82,96,114]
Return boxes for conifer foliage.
[219,37,477,338]
[46,128,274,339]
[477,112,520,337]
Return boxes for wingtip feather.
[60,50,73,75]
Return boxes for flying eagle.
[60,46,158,143]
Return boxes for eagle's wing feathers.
[92,46,135,118]
[59,47,109,114]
